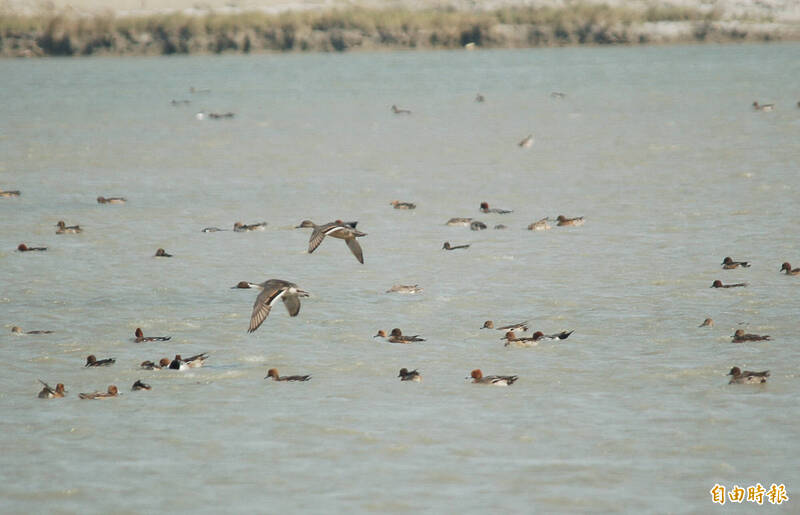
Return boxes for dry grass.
[1,4,790,57]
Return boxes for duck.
[12,326,53,334]
[85,355,115,367]
[481,320,528,332]
[374,328,425,343]
[232,281,259,289]
[233,221,267,232]
[134,328,171,342]
[442,241,470,250]
[390,200,416,210]
[780,262,800,275]
[140,358,170,370]
[17,243,47,252]
[445,217,472,226]
[391,104,411,114]
[475,93,485,103]
[385,284,423,294]
[55,221,82,234]
[711,280,746,288]
[296,220,358,230]
[556,215,584,227]
[0,189,21,197]
[494,224,507,230]
[96,196,126,204]
[479,202,512,214]
[208,112,234,119]
[727,366,769,384]
[169,353,208,370]
[132,380,151,391]
[201,227,227,232]
[306,220,367,264]
[721,257,750,269]
[530,330,574,341]
[265,368,311,382]
[518,134,534,148]
[699,318,713,328]
[752,101,774,112]
[468,369,518,386]
[79,385,119,399]
[470,221,487,231]
[38,380,66,399]
[731,329,770,342]
[501,331,539,347]
[551,91,567,99]
[398,368,421,382]
[527,218,551,231]
[154,248,172,257]
[247,279,309,333]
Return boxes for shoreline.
[2,5,799,58]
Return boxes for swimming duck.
[711,280,746,288]
[85,355,115,367]
[468,369,518,386]
[208,112,234,119]
[531,330,574,341]
[518,134,534,148]
[721,257,750,269]
[154,248,172,257]
[479,202,512,214]
[727,366,769,384]
[391,104,411,114]
[501,331,539,347]
[442,241,470,250]
[470,221,487,231]
[265,368,311,382]
[494,224,508,230]
[551,92,567,99]
[12,326,53,334]
[169,353,208,370]
[482,320,529,332]
[731,329,770,342]
[55,221,82,234]
[374,328,425,343]
[390,200,416,209]
[140,358,170,370]
[556,215,584,227]
[134,328,172,342]
[475,93,485,102]
[247,279,309,332]
[780,262,800,275]
[752,101,774,111]
[17,243,47,252]
[232,281,259,289]
[445,218,472,226]
[306,220,367,264]
[0,190,21,197]
[699,318,713,327]
[527,218,551,231]
[79,385,119,399]
[96,196,126,204]
[398,368,421,382]
[38,380,65,399]
[132,380,151,391]
[233,221,267,232]
[385,284,423,294]
[201,227,227,232]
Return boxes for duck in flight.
[247,279,309,333]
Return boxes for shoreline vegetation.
[1,4,799,57]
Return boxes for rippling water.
[1,43,799,513]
